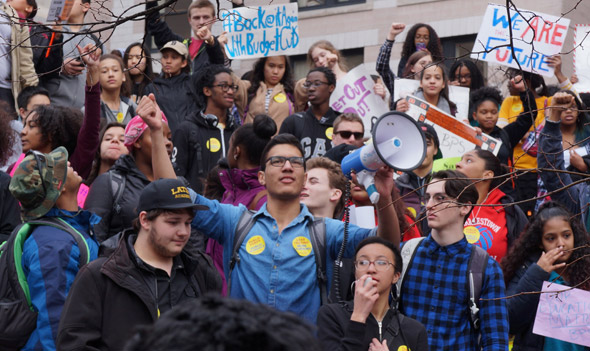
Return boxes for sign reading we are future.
[220,4,299,60]
[471,4,570,77]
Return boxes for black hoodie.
[172,111,236,194]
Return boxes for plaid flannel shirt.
[375,39,396,109]
[399,235,509,351]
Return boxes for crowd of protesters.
[1,0,590,350]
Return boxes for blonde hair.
[307,40,348,71]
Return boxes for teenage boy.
[146,0,225,72]
[300,156,347,219]
[280,67,339,160]
[56,178,221,351]
[331,113,365,148]
[9,147,100,350]
[398,170,509,350]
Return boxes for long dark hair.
[99,54,132,98]
[231,114,277,166]
[449,59,485,90]
[501,202,590,291]
[85,121,127,185]
[0,103,16,165]
[472,149,507,190]
[402,49,431,79]
[247,56,294,105]
[401,23,443,62]
[418,63,457,113]
[558,89,590,142]
[123,42,155,99]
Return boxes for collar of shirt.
[424,234,470,256]
[255,202,314,227]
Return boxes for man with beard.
[56,178,222,351]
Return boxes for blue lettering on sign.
[491,8,521,29]
[222,5,299,58]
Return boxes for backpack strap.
[308,217,327,305]
[383,312,404,345]
[468,245,488,331]
[109,170,126,216]
[396,237,425,299]
[248,190,267,211]
[227,210,256,293]
[27,218,90,267]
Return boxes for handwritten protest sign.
[220,4,299,60]
[404,95,502,158]
[35,0,74,21]
[533,281,590,347]
[329,64,390,138]
[471,4,570,77]
[432,157,461,172]
[573,25,590,93]
[393,79,469,121]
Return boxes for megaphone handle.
[356,170,379,204]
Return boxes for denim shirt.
[192,194,376,323]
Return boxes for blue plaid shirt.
[399,235,509,351]
[375,39,396,109]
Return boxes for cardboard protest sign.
[533,281,590,347]
[220,4,299,60]
[393,79,469,121]
[329,64,390,138]
[471,4,570,77]
[404,95,502,158]
[573,24,590,93]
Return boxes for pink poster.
[532,281,590,347]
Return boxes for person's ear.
[234,145,241,160]
[459,202,471,217]
[391,271,401,285]
[330,188,342,202]
[258,170,266,186]
[81,1,90,13]
[181,59,188,69]
[19,108,26,118]
[329,84,335,94]
[139,211,151,231]
[482,169,494,181]
[472,110,477,121]
[203,86,212,97]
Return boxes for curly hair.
[470,86,503,113]
[308,66,336,86]
[194,64,233,109]
[0,103,16,165]
[501,202,590,291]
[449,59,485,91]
[400,23,443,63]
[28,105,83,156]
[247,56,294,105]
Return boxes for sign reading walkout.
[533,281,590,347]
[471,4,570,77]
[329,64,390,138]
[404,95,502,158]
[220,4,299,59]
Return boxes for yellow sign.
[207,138,221,152]
[292,236,312,256]
[464,226,480,244]
[274,93,287,103]
[116,112,124,123]
[246,235,265,255]
[397,346,408,351]
[325,127,333,140]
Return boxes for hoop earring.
[350,280,356,295]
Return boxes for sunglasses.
[334,130,364,140]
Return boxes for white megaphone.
[341,112,427,204]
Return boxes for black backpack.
[0,218,89,351]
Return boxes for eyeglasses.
[354,259,394,272]
[456,74,471,81]
[266,156,305,168]
[424,193,456,205]
[415,35,430,41]
[302,80,330,89]
[335,130,364,140]
[213,83,239,92]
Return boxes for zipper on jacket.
[378,320,383,341]
[155,277,160,318]
[219,127,226,156]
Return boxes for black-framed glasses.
[302,80,330,89]
[266,156,305,168]
[335,130,364,140]
[354,259,394,272]
[213,83,238,92]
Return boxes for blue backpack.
[0,218,89,351]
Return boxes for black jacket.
[143,73,200,133]
[172,111,236,194]
[84,155,150,242]
[56,230,222,351]
[279,108,338,160]
[395,171,430,219]
[145,0,225,74]
[0,171,21,241]
[29,22,63,84]
[317,301,428,351]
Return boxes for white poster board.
[34,0,74,22]
[329,64,390,138]
[220,4,299,60]
[393,79,469,121]
[471,3,570,77]
[573,24,590,93]
[404,95,502,158]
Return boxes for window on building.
[292,0,366,11]
[148,0,192,52]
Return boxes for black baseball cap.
[137,178,209,213]
[417,122,443,160]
